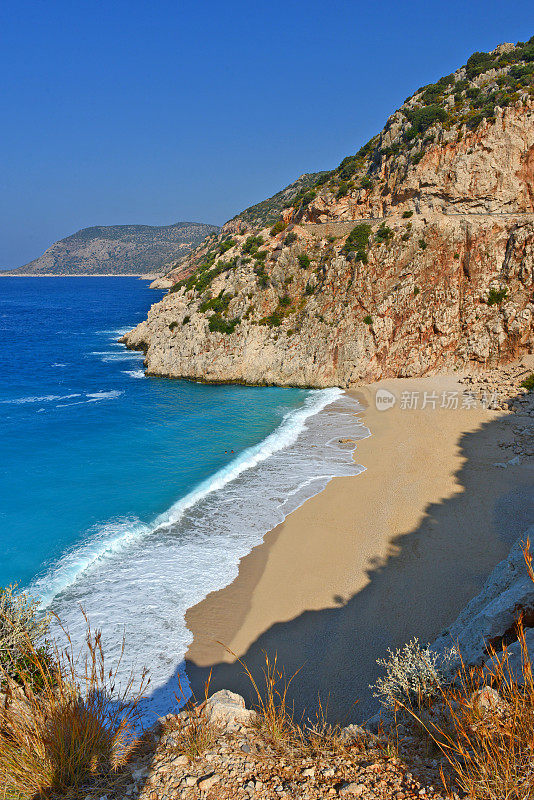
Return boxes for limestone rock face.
[123,63,534,387]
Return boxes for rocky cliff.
[124,40,534,387]
[4,222,219,277]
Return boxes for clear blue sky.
[1,0,532,267]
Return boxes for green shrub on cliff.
[260,311,282,327]
[486,287,508,305]
[208,314,240,334]
[520,373,534,391]
[199,291,233,314]
[375,223,393,244]
[218,238,236,255]
[405,105,449,137]
[297,253,311,269]
[342,224,371,262]
[270,220,287,236]
[242,235,264,255]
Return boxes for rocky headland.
[123,40,534,387]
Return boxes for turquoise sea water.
[0,277,366,718]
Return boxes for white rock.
[204,689,257,729]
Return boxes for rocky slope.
[124,39,534,387]
[4,222,219,277]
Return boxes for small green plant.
[520,373,534,391]
[284,232,297,246]
[419,239,427,250]
[270,220,287,236]
[454,253,460,259]
[371,638,459,709]
[199,291,233,314]
[297,253,311,269]
[254,263,269,288]
[336,181,350,199]
[413,286,420,296]
[182,315,191,325]
[304,282,314,295]
[375,223,393,244]
[360,176,373,191]
[279,295,291,307]
[402,210,413,218]
[363,315,373,325]
[169,321,178,331]
[486,287,508,306]
[260,312,282,327]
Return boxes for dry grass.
[403,539,534,800]
[163,672,218,759]
[0,613,148,799]
[223,645,365,760]
[225,647,301,748]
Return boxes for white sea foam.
[33,389,369,722]
[122,369,146,379]
[86,390,123,401]
[1,393,81,405]
[54,391,124,408]
[97,327,133,337]
[91,350,144,363]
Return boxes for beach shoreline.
[184,369,534,721]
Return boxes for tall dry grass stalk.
[223,646,301,747]
[402,539,534,800]
[222,645,355,756]
[0,611,149,799]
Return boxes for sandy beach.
[185,371,534,722]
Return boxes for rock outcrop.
[433,525,534,668]
[123,40,534,387]
[4,222,219,277]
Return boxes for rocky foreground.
[118,691,453,800]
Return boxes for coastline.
[185,372,534,721]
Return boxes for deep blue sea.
[0,277,366,719]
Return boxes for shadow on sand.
[131,393,533,796]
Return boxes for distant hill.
[3,222,220,276]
